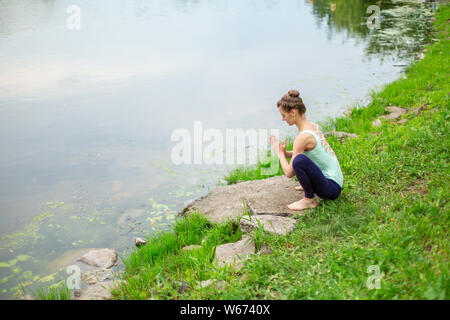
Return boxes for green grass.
[110,5,449,300]
[33,284,72,300]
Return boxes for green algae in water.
[152,160,177,177]
[12,266,22,274]
[46,202,65,209]
[0,212,53,250]
[39,272,58,283]
[16,254,31,262]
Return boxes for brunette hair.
[277,90,306,115]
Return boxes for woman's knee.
[292,154,309,170]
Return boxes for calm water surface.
[0,0,435,298]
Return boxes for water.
[0,0,435,298]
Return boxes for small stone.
[324,131,358,143]
[198,279,225,289]
[216,281,225,289]
[177,281,190,294]
[258,244,272,255]
[134,237,147,247]
[214,236,256,270]
[397,119,408,124]
[343,106,355,117]
[199,279,215,288]
[372,118,382,127]
[412,103,429,116]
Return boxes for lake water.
[0,0,435,298]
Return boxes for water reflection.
[308,0,435,59]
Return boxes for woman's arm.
[278,152,295,178]
[270,133,314,178]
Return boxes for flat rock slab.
[77,248,118,269]
[183,176,305,223]
[74,280,121,300]
[240,215,298,235]
[214,236,256,270]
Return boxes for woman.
[270,90,343,211]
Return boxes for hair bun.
[288,90,300,98]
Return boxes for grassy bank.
[109,5,449,300]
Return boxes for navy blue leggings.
[292,154,342,200]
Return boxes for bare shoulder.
[295,129,315,143]
[293,131,316,153]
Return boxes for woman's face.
[278,107,296,126]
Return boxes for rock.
[380,106,408,120]
[198,279,225,289]
[385,106,407,114]
[324,131,358,142]
[214,236,256,270]
[373,106,408,126]
[182,244,202,251]
[134,237,147,247]
[215,280,225,289]
[258,244,272,255]
[343,106,355,117]
[183,176,306,223]
[412,103,429,116]
[183,198,196,207]
[74,280,121,300]
[176,281,190,294]
[240,215,298,235]
[77,249,118,269]
[372,118,382,127]
[199,279,215,288]
[397,119,408,124]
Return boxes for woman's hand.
[270,135,286,156]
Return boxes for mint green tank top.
[300,124,344,188]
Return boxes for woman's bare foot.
[295,186,303,191]
[287,197,319,211]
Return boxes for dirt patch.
[404,178,428,196]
